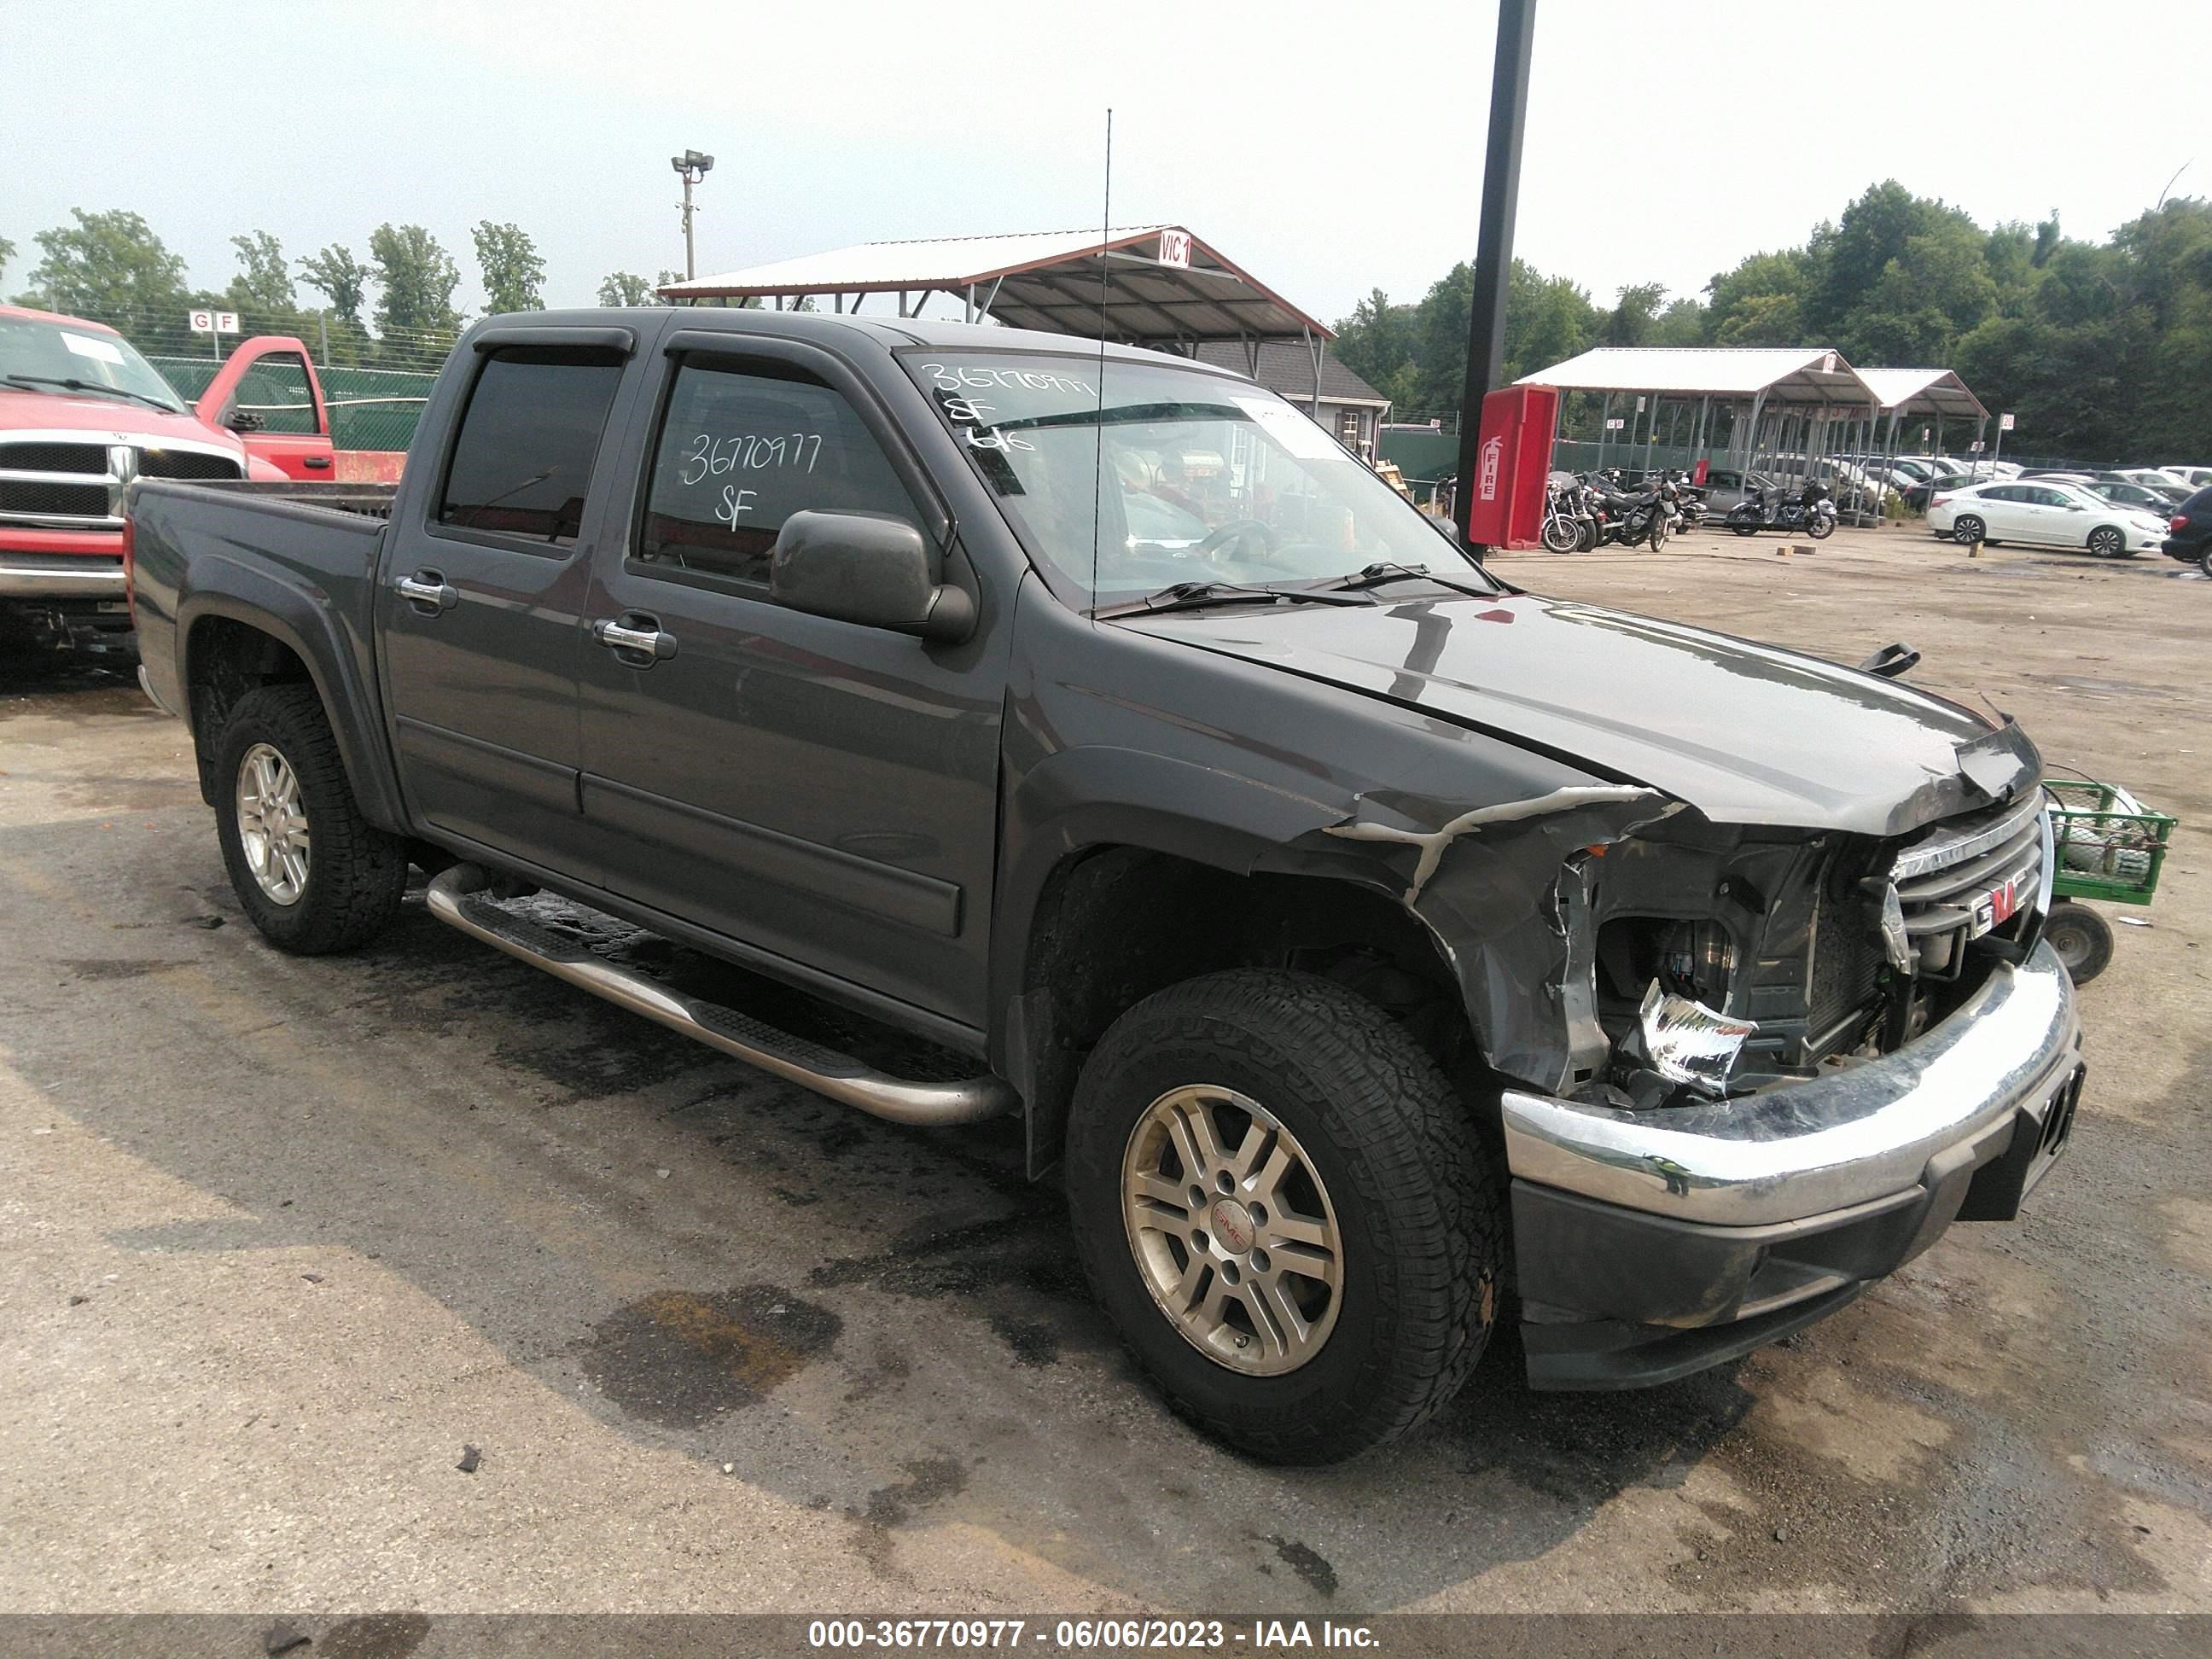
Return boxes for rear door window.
[438,346,626,549]
[635,355,923,587]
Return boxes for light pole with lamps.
[671,149,714,281]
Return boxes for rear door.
[377,326,643,878]
[1971,485,2029,538]
[573,334,1006,1028]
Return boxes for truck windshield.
[0,316,186,413]
[899,351,1487,606]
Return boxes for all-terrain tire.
[213,684,409,954]
[1065,969,1504,1464]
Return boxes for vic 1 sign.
[189,309,241,335]
[1156,230,1191,269]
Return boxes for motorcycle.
[1540,477,1586,552]
[1726,479,1837,539]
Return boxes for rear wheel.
[2200,547,2212,578]
[1953,514,1986,544]
[2087,526,2129,559]
[1065,969,1502,1464]
[213,685,409,954]
[2045,899,2115,985]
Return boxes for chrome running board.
[424,865,1015,1126]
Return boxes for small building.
[1190,341,1394,457]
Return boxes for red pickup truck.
[0,304,335,653]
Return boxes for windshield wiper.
[1322,562,1501,601]
[1094,579,1376,619]
[3,374,181,414]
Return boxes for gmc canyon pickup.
[127,307,2085,1463]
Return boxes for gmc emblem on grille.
[1970,874,2023,937]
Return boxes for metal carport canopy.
[1855,366,1990,422]
[659,226,1334,345]
[1516,345,1880,405]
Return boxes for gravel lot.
[1,525,2206,1618]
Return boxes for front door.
[574,341,1004,1028]
[212,346,335,480]
[379,337,637,879]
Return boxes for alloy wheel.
[1120,1085,1342,1376]
[236,742,311,905]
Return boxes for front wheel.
[1647,514,1668,551]
[213,684,409,954]
[2086,526,2128,559]
[2045,899,2115,984]
[1730,520,1759,537]
[1065,969,1502,1464]
[1807,513,1837,540]
[1541,512,1580,554]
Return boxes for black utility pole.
[1455,0,1538,558]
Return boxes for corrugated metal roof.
[1856,367,1989,421]
[1518,346,1877,404]
[660,226,1332,344]
[666,228,1173,295]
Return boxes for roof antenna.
[1089,108,1112,612]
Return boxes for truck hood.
[0,385,239,452]
[1125,591,2039,837]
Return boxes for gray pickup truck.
[127,307,2084,1463]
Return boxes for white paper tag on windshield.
[1231,396,1341,461]
[61,332,126,366]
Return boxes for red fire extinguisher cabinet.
[1463,383,1558,550]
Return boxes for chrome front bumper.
[0,556,127,597]
[1501,941,2081,1227]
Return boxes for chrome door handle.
[595,616,678,661]
[395,571,458,613]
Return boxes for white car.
[2157,464,2212,490]
[1926,479,2168,557]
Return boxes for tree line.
[1331,180,2212,462]
[0,211,678,371]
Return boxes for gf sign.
[1157,230,1192,269]
[189,309,241,335]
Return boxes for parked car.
[2162,465,2212,490]
[2114,467,2193,492]
[1928,479,2168,556]
[126,306,2086,1464]
[2084,480,2182,517]
[1902,470,1980,511]
[1,303,335,653]
[2162,486,2211,573]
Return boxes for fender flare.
[177,558,408,832]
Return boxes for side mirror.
[225,409,266,433]
[770,509,975,644]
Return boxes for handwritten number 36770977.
[680,432,823,486]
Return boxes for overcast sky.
[2,0,2199,329]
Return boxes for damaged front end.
[1320,774,2082,1390]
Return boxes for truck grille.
[0,478,112,517]
[140,449,242,481]
[1890,794,2046,978]
[1,442,107,474]
[0,439,242,528]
